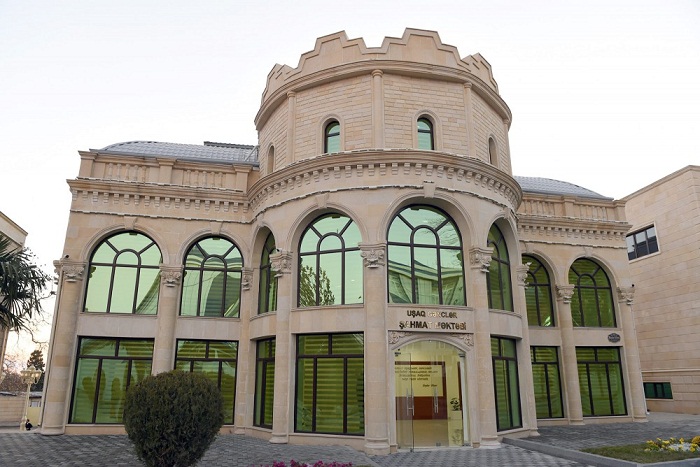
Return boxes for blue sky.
[1,0,699,359]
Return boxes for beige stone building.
[41,29,647,453]
[623,165,700,415]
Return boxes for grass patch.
[583,443,700,464]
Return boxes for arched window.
[298,214,362,307]
[569,258,615,327]
[180,237,242,318]
[487,224,513,311]
[387,205,465,305]
[523,255,554,326]
[417,118,434,150]
[258,233,278,314]
[84,231,161,314]
[488,137,497,165]
[324,121,340,153]
[267,146,275,175]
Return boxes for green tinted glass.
[118,339,154,357]
[177,340,207,358]
[70,359,99,422]
[209,341,238,360]
[80,338,116,356]
[298,335,329,355]
[331,334,364,355]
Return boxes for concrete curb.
[503,437,700,467]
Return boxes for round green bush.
[123,370,225,467]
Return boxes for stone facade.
[623,165,700,414]
[41,29,647,453]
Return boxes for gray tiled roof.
[515,176,611,200]
[96,141,259,165]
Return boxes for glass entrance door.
[394,341,466,449]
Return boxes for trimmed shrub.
[124,370,225,467]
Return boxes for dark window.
[180,237,242,318]
[175,340,238,424]
[523,255,554,326]
[254,339,276,428]
[417,118,434,150]
[298,214,363,307]
[295,333,364,435]
[576,347,627,416]
[69,337,153,423]
[487,225,513,311]
[569,258,615,327]
[258,233,278,314]
[84,231,162,314]
[492,337,522,431]
[626,226,659,260]
[531,347,564,418]
[387,205,465,305]
[643,382,673,399]
[324,121,340,153]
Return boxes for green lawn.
[582,443,700,464]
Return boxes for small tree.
[26,349,45,391]
[123,370,224,467]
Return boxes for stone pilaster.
[463,83,476,158]
[41,259,86,435]
[617,286,647,422]
[269,250,292,443]
[469,246,498,446]
[152,265,182,375]
[371,70,385,148]
[555,284,584,424]
[515,262,539,436]
[286,92,296,165]
[359,243,390,454]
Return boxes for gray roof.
[515,176,611,200]
[96,141,259,165]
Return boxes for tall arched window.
[487,224,513,311]
[522,255,554,326]
[84,231,161,314]
[180,237,242,318]
[258,233,278,314]
[298,214,362,307]
[569,258,615,327]
[417,117,434,150]
[324,121,340,153]
[488,137,497,165]
[387,205,465,305]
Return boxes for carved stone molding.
[389,331,409,345]
[556,285,575,304]
[241,267,254,291]
[450,333,474,349]
[517,263,531,287]
[359,243,386,269]
[617,286,635,305]
[270,250,293,278]
[160,265,183,287]
[469,246,493,273]
[54,259,86,283]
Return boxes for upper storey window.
[258,233,278,314]
[417,118,434,150]
[487,225,513,311]
[324,121,341,153]
[626,226,658,260]
[522,255,554,326]
[569,258,615,327]
[180,237,242,318]
[84,231,161,314]
[298,214,363,307]
[388,206,465,305]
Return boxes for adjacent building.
[623,165,700,414]
[41,29,647,453]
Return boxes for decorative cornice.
[241,267,254,291]
[617,286,635,305]
[469,247,493,273]
[159,265,183,287]
[54,259,86,283]
[517,263,531,287]
[518,222,629,243]
[270,250,293,277]
[359,243,386,269]
[556,285,575,304]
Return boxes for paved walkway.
[0,412,697,466]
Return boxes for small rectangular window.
[643,382,673,399]
[626,226,659,260]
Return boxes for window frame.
[258,233,278,315]
[643,382,673,399]
[487,224,514,311]
[523,255,555,326]
[626,225,659,261]
[530,346,565,419]
[417,117,434,150]
[254,338,276,428]
[569,258,616,327]
[491,336,522,431]
[83,231,162,315]
[324,120,341,153]
[576,347,627,417]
